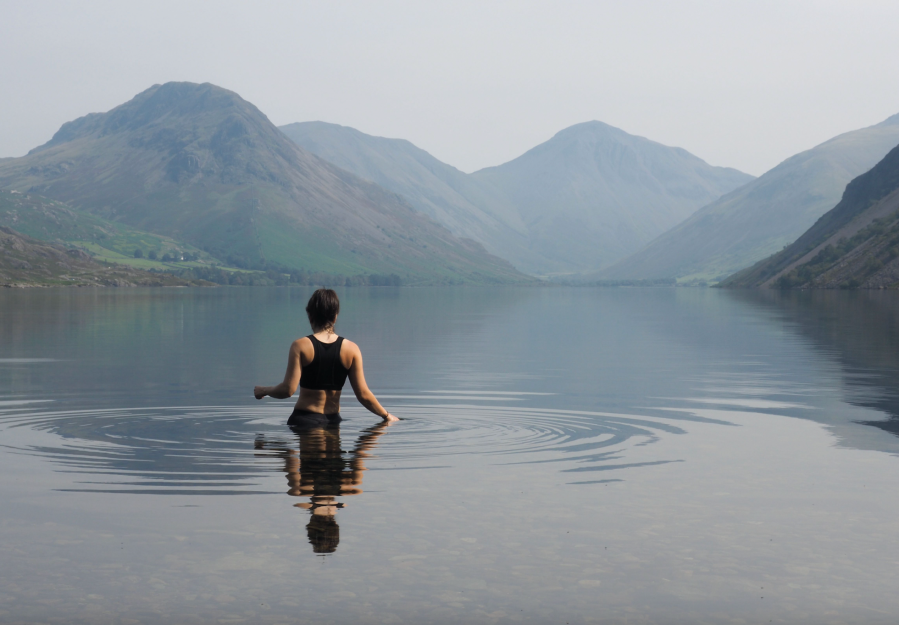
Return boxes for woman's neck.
[312,326,336,341]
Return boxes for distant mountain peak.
[468,121,753,272]
[557,120,619,134]
[544,120,635,146]
[878,112,899,127]
[515,120,716,170]
[34,82,265,154]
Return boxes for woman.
[254,288,397,426]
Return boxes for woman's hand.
[383,413,399,422]
[254,386,268,400]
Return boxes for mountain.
[0,82,529,285]
[279,122,540,271]
[281,120,752,276]
[722,143,899,289]
[470,121,754,274]
[599,114,899,284]
[0,226,207,287]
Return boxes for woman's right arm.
[347,343,397,421]
[254,340,303,400]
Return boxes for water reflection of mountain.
[728,290,899,453]
[254,422,389,555]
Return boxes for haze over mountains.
[284,121,753,275]
[280,121,534,272]
[470,122,752,273]
[0,82,527,285]
[723,143,899,289]
[599,114,899,284]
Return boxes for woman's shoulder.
[291,336,314,352]
[339,337,361,357]
[337,337,359,370]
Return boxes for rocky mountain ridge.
[722,143,899,289]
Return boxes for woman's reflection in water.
[255,420,390,554]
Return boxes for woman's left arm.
[254,340,303,400]
[346,342,397,421]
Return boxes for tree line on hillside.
[556,277,677,287]
[134,248,200,262]
[154,264,402,287]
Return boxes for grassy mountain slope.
[599,115,899,284]
[0,82,529,285]
[0,189,225,271]
[0,226,207,287]
[470,121,754,274]
[722,144,899,289]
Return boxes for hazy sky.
[2,0,898,175]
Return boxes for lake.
[2,286,899,624]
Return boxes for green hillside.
[598,114,899,284]
[0,83,531,285]
[722,143,899,289]
[0,189,223,271]
[0,226,208,287]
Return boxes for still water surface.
[2,287,899,623]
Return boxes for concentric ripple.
[0,393,704,495]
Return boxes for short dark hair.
[307,513,339,553]
[306,289,340,330]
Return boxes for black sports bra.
[299,335,350,391]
